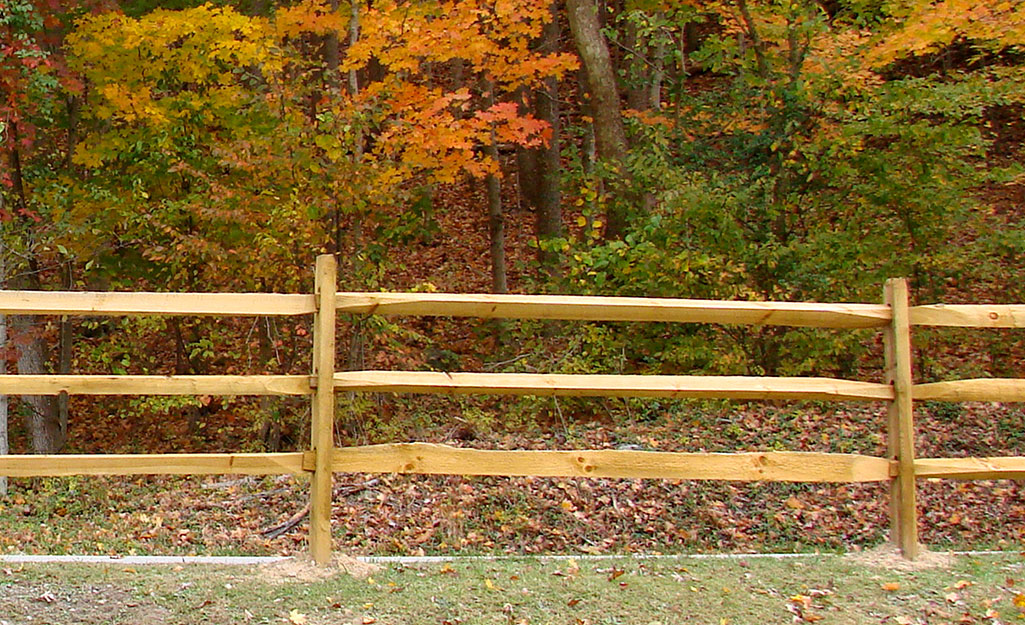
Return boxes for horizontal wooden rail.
[333,371,894,401]
[336,292,892,328]
[915,457,1025,480]
[319,443,893,483]
[0,375,311,396]
[910,304,1025,328]
[913,379,1025,403]
[0,291,315,316]
[0,453,306,477]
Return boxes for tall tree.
[565,0,632,238]
[517,5,564,275]
[1,0,70,453]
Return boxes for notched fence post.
[310,254,338,565]
[884,278,919,559]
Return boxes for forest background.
[1,0,1025,557]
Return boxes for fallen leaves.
[787,589,832,623]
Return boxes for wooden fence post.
[310,254,337,565]
[884,278,919,559]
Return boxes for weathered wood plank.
[310,254,337,565]
[910,304,1025,328]
[0,375,311,396]
[884,278,919,559]
[914,379,1025,403]
[326,443,892,483]
[332,371,893,401]
[336,292,891,328]
[0,453,305,477]
[915,457,1025,480]
[0,291,316,316]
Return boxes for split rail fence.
[1,254,1024,563]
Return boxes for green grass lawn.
[2,552,1024,624]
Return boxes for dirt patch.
[258,554,382,583]
[0,581,172,625]
[844,543,954,571]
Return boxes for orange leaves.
[475,102,551,148]
[367,85,551,182]
[345,0,576,89]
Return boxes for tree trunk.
[58,262,73,440]
[485,142,508,294]
[13,316,64,453]
[323,0,341,92]
[532,11,564,275]
[565,0,633,239]
[625,20,649,111]
[4,140,63,453]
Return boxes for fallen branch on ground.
[259,479,380,539]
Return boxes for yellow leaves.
[70,4,280,131]
[274,0,349,38]
[287,609,307,625]
[881,582,901,592]
[866,0,1025,68]
[787,589,831,623]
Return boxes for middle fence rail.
[1,254,1024,564]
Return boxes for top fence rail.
[3,290,1024,329]
[335,292,893,327]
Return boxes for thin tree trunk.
[59,94,79,439]
[578,68,599,230]
[57,262,73,439]
[649,21,665,110]
[348,0,360,96]
[485,141,508,294]
[534,11,563,275]
[625,20,649,111]
[257,317,281,451]
[323,0,341,92]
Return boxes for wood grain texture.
[0,453,305,477]
[0,291,315,316]
[310,254,337,566]
[332,371,893,401]
[913,379,1025,403]
[327,443,893,483]
[910,304,1025,328]
[336,292,892,328]
[0,375,311,396]
[915,456,1025,480]
[884,278,919,559]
